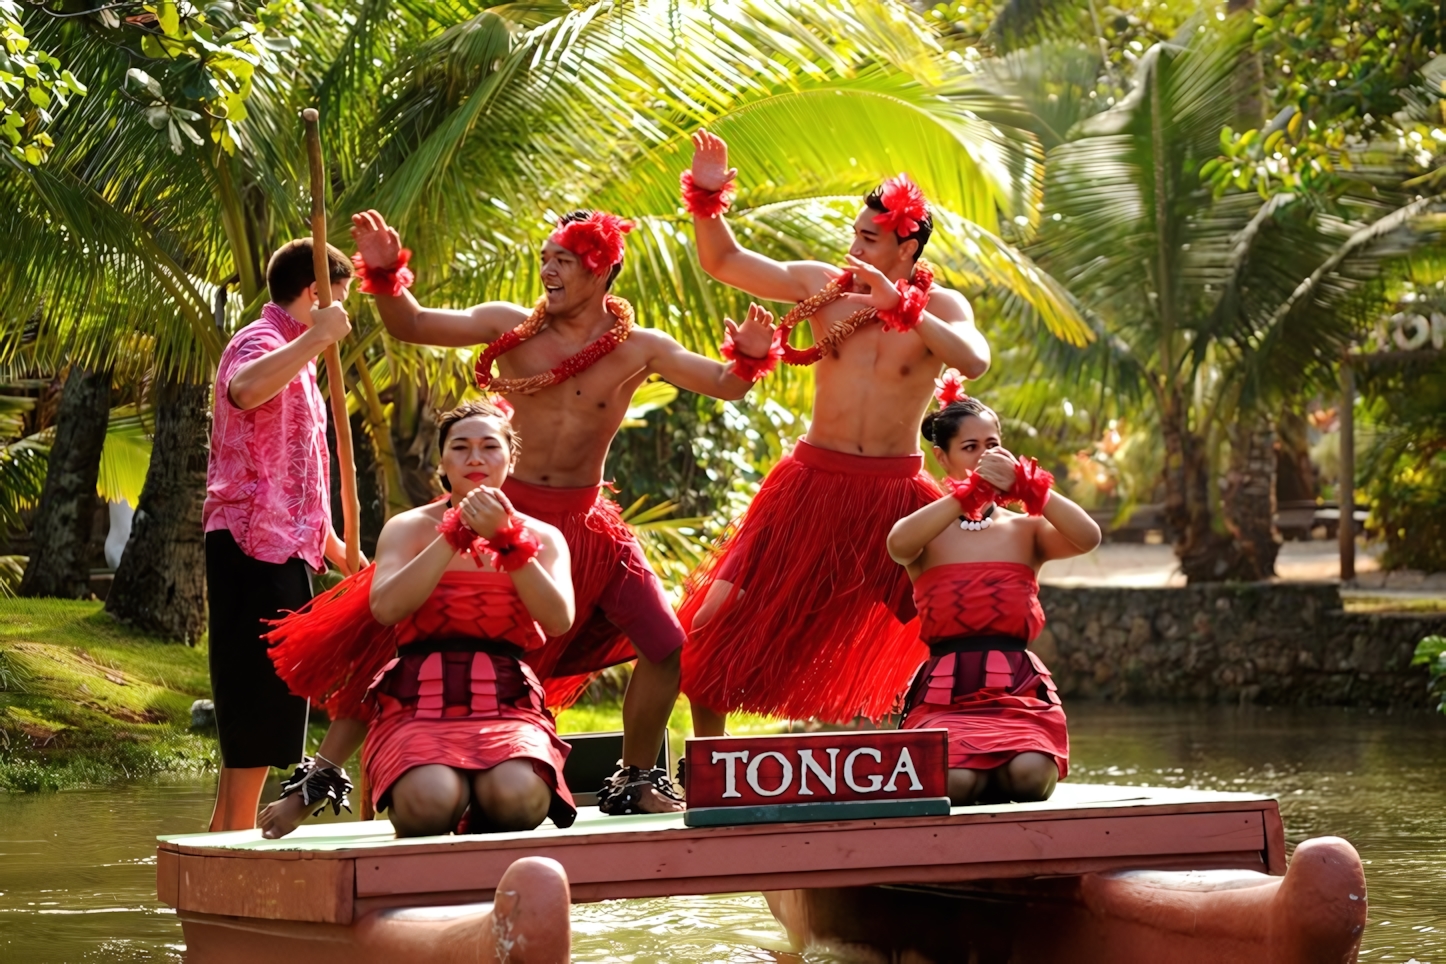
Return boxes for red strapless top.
[394,571,546,651]
[912,562,1045,642]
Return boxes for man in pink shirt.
[203,239,358,832]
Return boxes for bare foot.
[633,783,685,814]
[258,793,310,839]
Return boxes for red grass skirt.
[678,440,941,722]
[502,478,685,709]
[361,646,576,827]
[901,648,1070,778]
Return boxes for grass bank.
[0,599,217,791]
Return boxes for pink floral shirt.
[203,303,331,569]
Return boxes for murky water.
[1,703,1443,963]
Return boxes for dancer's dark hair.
[921,397,1000,448]
[864,186,933,260]
[266,238,354,304]
[435,399,520,492]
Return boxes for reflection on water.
[0,704,1443,963]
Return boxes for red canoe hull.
[179,856,572,964]
[766,835,1367,964]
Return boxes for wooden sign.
[684,729,951,827]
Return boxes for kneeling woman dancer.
[264,399,578,836]
[887,378,1101,806]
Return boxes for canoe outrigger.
[157,777,1366,963]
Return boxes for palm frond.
[0,443,46,543]
[97,409,153,506]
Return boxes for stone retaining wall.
[1035,583,1446,708]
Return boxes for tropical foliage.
[0,0,85,165]
[1412,634,1446,713]
[5,0,1446,624]
[1359,350,1446,572]
[2,0,1094,627]
[959,6,1446,580]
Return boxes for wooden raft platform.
[156,783,1286,926]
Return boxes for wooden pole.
[303,108,361,575]
[1338,353,1355,583]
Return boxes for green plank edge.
[683,797,953,828]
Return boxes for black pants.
[205,529,312,769]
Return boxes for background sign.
[685,729,948,810]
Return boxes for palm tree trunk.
[104,375,209,641]
[1275,409,1317,503]
[1222,415,1280,580]
[1162,391,1242,582]
[352,362,408,518]
[18,365,111,599]
[392,375,442,506]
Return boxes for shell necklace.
[959,504,996,532]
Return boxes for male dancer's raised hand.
[690,129,737,193]
[351,209,403,267]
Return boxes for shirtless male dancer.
[678,130,991,737]
[350,207,775,812]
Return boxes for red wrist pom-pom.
[1010,458,1054,516]
[352,248,414,297]
[481,521,542,572]
[438,510,541,570]
[681,170,736,218]
[721,326,784,382]
[878,279,929,332]
[945,474,998,520]
[437,508,485,558]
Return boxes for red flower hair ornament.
[934,368,968,407]
[549,212,633,277]
[873,173,929,238]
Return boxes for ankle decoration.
[1010,458,1054,516]
[352,248,414,297]
[680,170,736,219]
[945,474,998,521]
[437,510,542,571]
[877,276,930,333]
[597,761,685,815]
[720,326,784,382]
[277,756,353,817]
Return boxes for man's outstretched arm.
[644,304,776,401]
[351,210,527,346]
[688,130,834,304]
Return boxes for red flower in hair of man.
[873,173,929,238]
[934,368,968,407]
[549,211,634,276]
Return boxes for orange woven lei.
[775,260,935,366]
[474,295,635,396]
